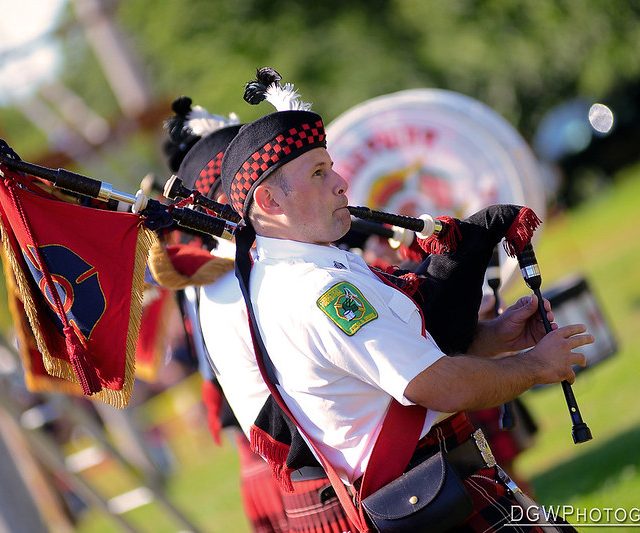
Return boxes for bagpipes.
[349,204,592,444]
[163,178,592,445]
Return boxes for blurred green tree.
[112,0,640,136]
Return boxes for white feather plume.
[264,82,312,112]
[185,106,240,137]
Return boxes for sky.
[0,0,67,105]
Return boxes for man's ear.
[253,183,283,215]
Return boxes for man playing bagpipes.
[220,67,594,532]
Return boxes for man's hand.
[405,322,593,413]
[524,324,592,384]
[492,294,557,352]
[469,294,556,356]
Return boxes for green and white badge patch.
[316,282,378,336]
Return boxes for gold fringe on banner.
[105,225,157,408]
[1,244,83,395]
[1,217,92,393]
[0,217,56,370]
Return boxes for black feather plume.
[0,138,21,161]
[244,67,282,105]
[257,67,282,86]
[165,96,193,141]
[171,95,193,115]
[163,96,200,172]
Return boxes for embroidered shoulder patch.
[316,282,378,336]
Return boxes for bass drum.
[326,89,546,288]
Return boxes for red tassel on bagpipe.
[416,215,462,254]
[503,207,542,257]
[400,238,428,264]
[397,272,421,296]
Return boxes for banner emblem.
[23,244,106,340]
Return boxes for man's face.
[270,147,351,245]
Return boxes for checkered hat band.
[230,120,325,213]
[194,151,224,196]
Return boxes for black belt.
[289,466,337,505]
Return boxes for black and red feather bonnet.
[221,67,327,216]
[163,96,242,199]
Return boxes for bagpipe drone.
[348,203,593,444]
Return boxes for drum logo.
[22,244,106,340]
[325,91,537,220]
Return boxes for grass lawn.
[73,375,251,533]
[10,163,639,532]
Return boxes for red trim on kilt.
[417,411,475,450]
[250,423,295,492]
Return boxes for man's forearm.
[404,353,537,412]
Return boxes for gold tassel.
[0,218,61,374]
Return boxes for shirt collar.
[255,235,356,271]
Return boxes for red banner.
[135,286,174,382]
[0,165,155,407]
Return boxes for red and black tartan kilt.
[417,413,576,532]
[236,433,289,533]
[281,477,355,533]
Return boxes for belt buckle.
[472,429,497,467]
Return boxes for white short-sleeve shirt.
[198,269,269,436]
[251,236,448,483]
